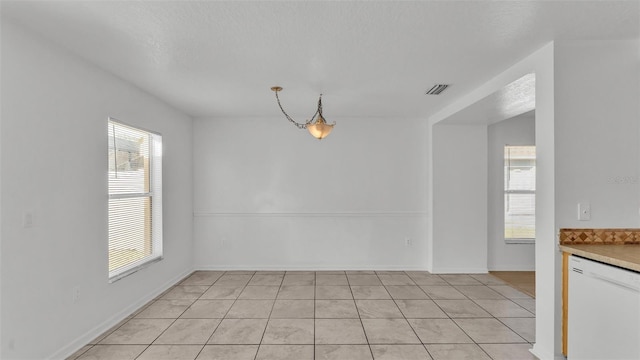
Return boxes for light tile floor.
[67,271,537,360]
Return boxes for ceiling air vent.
[425,84,449,95]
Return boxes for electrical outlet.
[405,237,413,247]
[72,286,80,304]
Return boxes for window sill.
[505,238,535,244]
[109,256,163,283]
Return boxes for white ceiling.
[2,1,638,120]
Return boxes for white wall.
[554,40,640,228]
[0,21,194,359]
[524,39,640,360]
[429,43,556,359]
[550,41,639,359]
[430,40,639,360]
[431,124,488,273]
[192,116,428,270]
[487,112,536,271]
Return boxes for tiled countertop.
[560,244,640,273]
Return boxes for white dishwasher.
[568,255,640,360]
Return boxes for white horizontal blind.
[504,145,536,240]
[108,119,162,280]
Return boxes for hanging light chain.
[273,89,319,129]
[317,95,323,118]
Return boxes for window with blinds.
[108,118,162,281]
[504,145,536,241]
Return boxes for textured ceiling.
[442,73,536,125]
[2,1,638,119]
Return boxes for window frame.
[108,117,163,282]
[503,145,536,244]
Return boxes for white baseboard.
[529,343,566,360]
[429,267,489,274]
[195,265,429,271]
[52,266,194,360]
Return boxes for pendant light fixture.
[271,86,335,140]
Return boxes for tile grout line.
[133,272,221,360]
[197,271,241,358]
[494,317,534,344]
[67,344,93,360]
[164,273,224,358]
[214,271,259,357]
[378,271,436,359]
[426,274,498,359]
[446,275,535,359]
[346,272,376,360]
[404,270,445,359]
[253,272,284,360]
[461,287,534,345]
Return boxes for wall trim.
[193,211,427,218]
[195,265,429,271]
[504,239,536,245]
[52,266,194,360]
